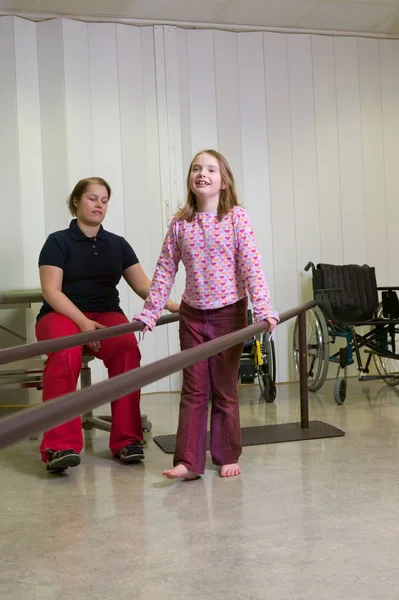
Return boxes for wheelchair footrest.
[239,361,256,384]
[339,347,349,368]
[359,374,399,381]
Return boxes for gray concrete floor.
[1,379,399,599]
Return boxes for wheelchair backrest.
[314,263,378,323]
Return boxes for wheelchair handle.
[304,262,315,273]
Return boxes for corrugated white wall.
[1,16,398,388]
[160,27,396,381]
[1,17,173,393]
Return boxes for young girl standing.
[135,150,278,479]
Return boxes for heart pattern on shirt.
[135,206,278,329]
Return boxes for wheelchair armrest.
[315,288,344,293]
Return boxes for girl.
[135,150,278,479]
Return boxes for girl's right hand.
[78,318,106,353]
[131,318,150,334]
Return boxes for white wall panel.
[237,32,277,373]
[264,32,298,382]
[154,25,172,235]
[312,35,343,266]
[162,26,185,231]
[334,37,367,265]
[87,24,132,386]
[312,36,356,381]
[3,18,399,389]
[116,25,172,392]
[287,34,321,304]
[237,33,274,293]
[117,24,158,393]
[62,19,94,185]
[358,38,388,286]
[0,17,24,289]
[14,18,45,289]
[186,30,218,154]
[14,18,46,404]
[0,15,24,372]
[176,29,193,181]
[88,23,125,239]
[154,26,184,391]
[214,30,243,202]
[0,17,43,405]
[380,40,399,286]
[116,24,153,305]
[37,19,70,236]
[145,26,178,392]
[155,26,184,222]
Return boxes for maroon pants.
[35,311,142,462]
[175,298,248,474]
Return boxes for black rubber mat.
[153,420,345,453]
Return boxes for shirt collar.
[69,219,106,241]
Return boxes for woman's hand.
[166,300,180,313]
[78,318,106,353]
[265,317,278,334]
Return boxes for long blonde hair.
[175,149,239,222]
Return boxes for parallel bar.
[0,313,179,366]
[0,301,316,450]
[298,311,309,429]
[0,300,315,367]
[0,289,43,304]
[277,302,316,325]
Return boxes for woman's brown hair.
[67,177,111,216]
[175,150,238,222]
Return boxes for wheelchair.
[238,310,277,402]
[293,262,399,404]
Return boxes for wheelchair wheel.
[256,333,276,403]
[373,304,399,386]
[293,306,329,392]
[333,377,347,405]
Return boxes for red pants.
[36,312,142,462]
[175,298,248,474]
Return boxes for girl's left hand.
[265,317,278,333]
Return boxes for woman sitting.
[36,177,179,474]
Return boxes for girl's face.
[74,184,109,226]
[189,152,225,200]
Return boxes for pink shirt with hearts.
[135,206,278,329]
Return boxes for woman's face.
[74,184,109,226]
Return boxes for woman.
[36,177,179,474]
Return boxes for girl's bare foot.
[220,463,241,477]
[162,464,199,480]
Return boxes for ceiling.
[1,0,399,36]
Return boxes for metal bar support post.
[298,311,309,429]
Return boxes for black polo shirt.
[37,219,139,322]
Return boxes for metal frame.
[0,301,346,451]
[80,354,152,437]
[297,262,399,404]
[0,288,155,434]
